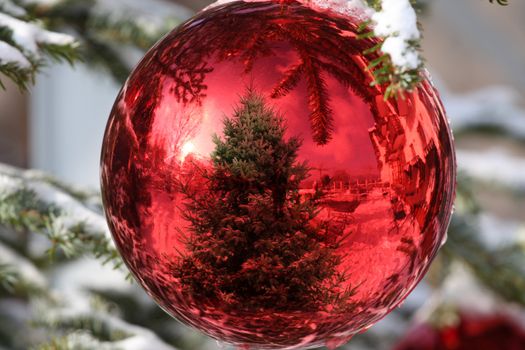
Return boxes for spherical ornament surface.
[101,1,456,349]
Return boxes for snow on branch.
[0,0,26,18]
[0,2,78,89]
[356,0,423,99]
[458,149,525,192]
[0,12,75,54]
[38,332,120,350]
[444,86,525,142]
[372,0,420,71]
[0,164,122,270]
[0,242,48,294]
[36,300,179,350]
[1,0,189,89]
[446,214,525,306]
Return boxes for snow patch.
[115,333,178,350]
[477,214,524,248]
[43,306,179,350]
[443,86,525,140]
[18,0,62,5]
[51,258,137,297]
[457,148,525,191]
[0,243,47,289]
[0,172,23,193]
[0,41,31,68]
[0,12,75,57]
[372,0,420,70]
[0,0,27,17]
[0,164,111,241]
[29,179,110,235]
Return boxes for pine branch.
[439,175,525,306]
[361,0,508,98]
[303,57,334,145]
[37,333,117,350]
[0,6,80,90]
[35,302,179,350]
[365,0,382,11]
[0,243,48,296]
[86,14,178,51]
[271,63,303,99]
[35,311,131,345]
[447,86,525,143]
[24,0,183,83]
[444,215,525,306]
[0,60,34,90]
[358,1,423,100]
[0,0,184,89]
[489,0,509,5]
[0,262,18,293]
[0,164,122,270]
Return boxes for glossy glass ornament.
[100,1,456,349]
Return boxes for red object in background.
[394,314,525,350]
[100,1,456,349]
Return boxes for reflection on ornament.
[179,141,196,162]
[101,1,456,349]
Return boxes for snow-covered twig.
[358,0,423,98]
[371,0,421,71]
[444,214,525,306]
[0,243,47,294]
[1,0,190,88]
[0,12,75,55]
[457,149,525,192]
[0,0,26,17]
[0,2,78,89]
[37,309,179,350]
[0,163,121,269]
[443,86,525,142]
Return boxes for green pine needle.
[489,0,509,5]
[0,263,19,293]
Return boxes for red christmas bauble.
[100,1,456,349]
[394,314,525,350]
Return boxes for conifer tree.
[173,90,346,311]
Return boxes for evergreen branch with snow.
[86,14,179,51]
[359,0,423,99]
[0,164,122,270]
[439,179,525,306]
[35,299,179,350]
[26,0,182,82]
[38,333,119,350]
[361,0,506,98]
[445,215,525,306]
[0,0,184,89]
[0,262,18,293]
[0,248,48,296]
[0,6,79,90]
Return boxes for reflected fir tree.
[155,1,379,145]
[172,90,352,312]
